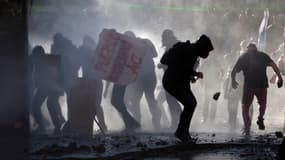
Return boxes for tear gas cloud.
[29,0,285,134]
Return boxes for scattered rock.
[155,140,168,146]
[67,142,77,151]
[136,142,147,148]
[240,153,255,157]
[92,144,106,153]
[275,132,283,138]
[78,145,91,152]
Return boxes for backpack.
[160,41,190,66]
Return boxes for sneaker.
[124,121,141,132]
[257,118,265,130]
[175,131,195,144]
[242,127,251,137]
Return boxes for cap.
[162,29,174,38]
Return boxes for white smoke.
[29,0,285,134]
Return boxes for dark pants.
[242,88,267,129]
[32,87,64,133]
[94,80,107,131]
[165,91,182,128]
[126,73,161,128]
[227,96,240,129]
[111,84,139,129]
[163,74,197,134]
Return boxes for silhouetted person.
[78,35,107,132]
[104,31,140,132]
[158,29,182,130]
[231,43,283,136]
[51,33,80,122]
[224,45,253,131]
[51,33,80,92]
[125,35,161,129]
[160,35,214,142]
[224,69,243,130]
[30,46,64,134]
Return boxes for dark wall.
[0,0,30,159]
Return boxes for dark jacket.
[160,41,198,83]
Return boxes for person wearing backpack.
[160,35,214,143]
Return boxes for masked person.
[231,43,283,136]
[160,34,214,142]
[30,46,63,134]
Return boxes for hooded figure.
[160,35,214,143]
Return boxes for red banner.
[93,29,146,85]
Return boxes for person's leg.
[51,91,65,126]
[165,92,182,129]
[144,76,161,129]
[228,98,234,127]
[228,97,239,129]
[125,82,143,123]
[249,104,254,124]
[209,100,218,123]
[175,89,197,134]
[65,88,72,121]
[94,80,108,132]
[202,92,211,123]
[156,90,170,127]
[111,84,140,131]
[31,88,47,132]
[47,91,62,134]
[164,83,197,142]
[255,88,267,130]
[242,88,254,134]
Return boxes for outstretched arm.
[269,61,283,88]
[231,65,239,89]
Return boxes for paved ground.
[30,131,283,160]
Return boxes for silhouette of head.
[196,35,214,59]
[83,35,96,49]
[247,43,257,52]
[245,8,253,17]
[32,45,45,56]
[161,29,177,48]
[53,33,65,44]
[124,31,136,38]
